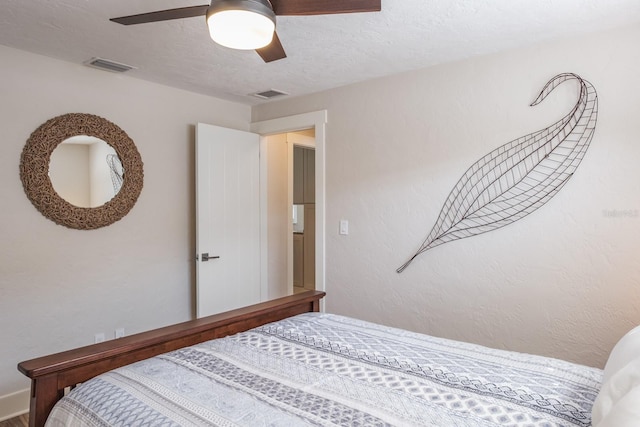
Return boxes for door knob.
[201,253,220,262]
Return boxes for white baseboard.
[0,388,29,421]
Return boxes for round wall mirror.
[20,113,143,229]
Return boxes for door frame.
[251,111,327,306]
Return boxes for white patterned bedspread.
[46,313,602,426]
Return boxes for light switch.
[339,219,349,235]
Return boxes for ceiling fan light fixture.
[206,0,276,50]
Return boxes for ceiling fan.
[111,0,382,63]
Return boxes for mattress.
[45,313,602,426]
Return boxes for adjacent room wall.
[0,44,251,403]
[253,23,640,368]
[265,133,289,299]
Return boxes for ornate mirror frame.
[20,113,144,230]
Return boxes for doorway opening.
[262,130,315,297]
[291,132,315,294]
[194,111,326,316]
[251,110,327,305]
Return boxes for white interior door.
[196,123,261,318]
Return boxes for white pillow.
[591,357,640,426]
[591,325,640,426]
[601,325,640,384]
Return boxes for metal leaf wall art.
[397,73,598,273]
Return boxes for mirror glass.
[49,135,124,208]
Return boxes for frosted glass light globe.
[207,9,275,50]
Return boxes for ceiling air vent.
[84,57,136,73]
[252,89,288,100]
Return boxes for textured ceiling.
[1,0,640,105]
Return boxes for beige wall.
[253,23,640,369]
[2,20,640,413]
[0,44,250,398]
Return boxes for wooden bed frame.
[18,290,325,427]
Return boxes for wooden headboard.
[18,290,326,427]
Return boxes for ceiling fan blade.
[110,5,210,25]
[256,32,287,63]
[271,0,381,16]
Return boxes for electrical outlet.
[94,333,105,343]
[115,328,125,339]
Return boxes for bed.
[17,291,640,426]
